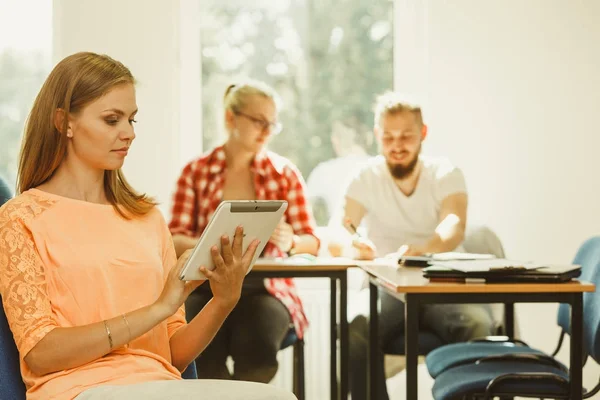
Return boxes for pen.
[396,244,409,266]
[344,218,362,238]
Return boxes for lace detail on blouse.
[0,193,59,356]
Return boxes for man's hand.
[402,244,427,257]
[397,244,427,257]
[352,236,377,260]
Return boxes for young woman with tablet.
[169,80,320,383]
[0,52,295,400]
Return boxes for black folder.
[423,264,581,283]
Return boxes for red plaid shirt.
[168,145,318,338]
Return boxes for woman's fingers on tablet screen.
[220,234,234,264]
[205,226,259,278]
[211,245,226,269]
[232,226,244,256]
[242,239,261,266]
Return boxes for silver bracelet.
[121,314,132,345]
[103,320,113,349]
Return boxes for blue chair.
[0,297,27,399]
[0,180,27,398]
[430,237,600,400]
[426,339,551,379]
[0,175,12,206]
[425,226,530,379]
[181,360,198,379]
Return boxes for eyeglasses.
[234,111,283,135]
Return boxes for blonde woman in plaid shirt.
[168,80,320,383]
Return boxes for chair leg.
[293,339,305,400]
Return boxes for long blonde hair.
[17,52,156,218]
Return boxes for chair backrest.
[181,360,198,379]
[0,175,13,207]
[0,298,27,399]
[280,325,299,350]
[462,225,506,258]
[0,178,26,398]
[557,237,600,363]
[462,225,509,335]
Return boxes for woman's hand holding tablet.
[179,200,288,281]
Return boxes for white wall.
[395,0,600,391]
[53,0,188,216]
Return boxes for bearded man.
[340,92,495,400]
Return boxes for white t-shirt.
[345,155,467,256]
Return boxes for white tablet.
[179,200,288,281]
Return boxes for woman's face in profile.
[230,95,279,153]
[65,83,138,171]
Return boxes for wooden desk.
[359,263,595,400]
[251,258,355,400]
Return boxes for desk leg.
[570,293,583,400]
[405,294,419,400]
[330,278,338,400]
[504,302,515,337]
[368,282,379,400]
[339,274,348,400]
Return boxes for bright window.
[0,0,52,189]
[199,0,394,225]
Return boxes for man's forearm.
[424,215,465,253]
[423,232,463,253]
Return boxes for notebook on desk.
[422,262,581,283]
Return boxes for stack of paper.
[429,259,544,273]
[429,252,496,261]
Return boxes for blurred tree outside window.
[199,0,394,226]
[0,0,52,190]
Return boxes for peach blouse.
[0,189,186,400]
